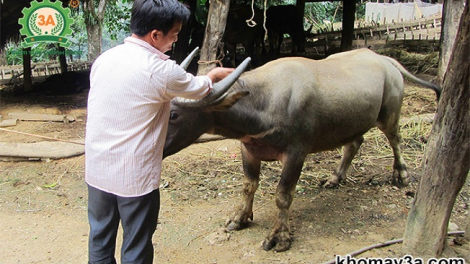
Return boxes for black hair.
[130,0,191,36]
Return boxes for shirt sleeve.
[164,61,212,99]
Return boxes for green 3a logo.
[19,0,74,47]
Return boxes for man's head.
[130,0,191,37]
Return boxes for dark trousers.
[87,184,160,264]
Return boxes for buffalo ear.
[207,91,249,111]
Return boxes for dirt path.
[0,152,411,264]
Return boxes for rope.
[247,0,269,41]
[197,60,223,67]
[263,0,268,41]
[0,127,85,145]
[246,0,257,27]
[198,42,225,67]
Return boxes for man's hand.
[206,67,235,83]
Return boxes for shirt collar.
[124,36,170,61]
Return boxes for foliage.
[104,0,132,40]
[3,41,25,65]
[69,9,88,60]
[356,2,366,20]
[305,2,339,31]
[266,0,295,6]
[195,0,209,25]
[1,41,70,65]
[102,28,129,52]
[304,1,366,32]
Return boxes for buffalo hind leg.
[324,136,364,188]
[380,124,409,187]
[225,144,261,231]
[263,153,305,252]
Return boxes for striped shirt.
[85,37,211,197]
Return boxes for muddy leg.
[262,154,305,252]
[225,144,261,231]
[381,125,408,187]
[324,136,364,188]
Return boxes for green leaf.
[43,182,58,188]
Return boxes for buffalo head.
[163,57,251,158]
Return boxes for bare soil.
[0,79,468,264]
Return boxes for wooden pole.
[197,0,230,75]
[58,45,67,74]
[22,47,32,92]
[341,0,356,51]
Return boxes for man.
[85,0,234,263]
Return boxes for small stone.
[448,222,459,231]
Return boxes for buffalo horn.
[179,47,199,70]
[176,57,251,107]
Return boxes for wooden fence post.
[197,0,231,75]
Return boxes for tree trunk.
[438,0,465,84]
[83,0,107,61]
[86,23,102,61]
[197,0,230,75]
[22,47,32,92]
[402,0,470,257]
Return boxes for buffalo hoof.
[392,177,409,188]
[392,168,409,187]
[225,219,246,231]
[225,210,253,231]
[262,235,291,252]
[322,178,340,188]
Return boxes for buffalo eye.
[169,112,179,120]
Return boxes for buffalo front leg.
[324,136,364,188]
[225,144,261,231]
[263,154,305,252]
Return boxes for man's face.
[153,22,182,53]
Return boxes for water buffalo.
[164,49,441,252]
[266,5,306,56]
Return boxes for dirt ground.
[0,76,468,264]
